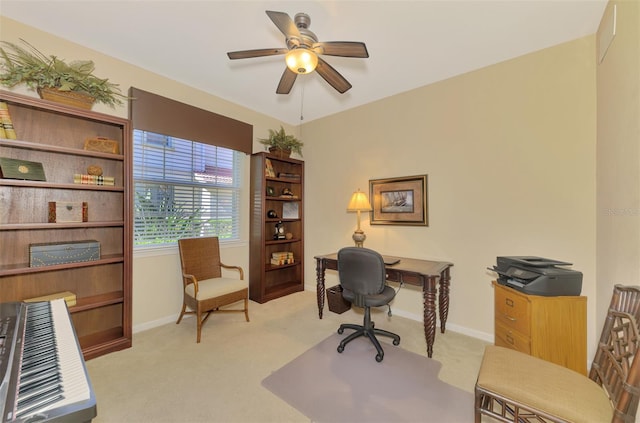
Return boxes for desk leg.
[316,258,327,319]
[439,266,451,333]
[423,275,438,358]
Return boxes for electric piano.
[0,299,97,422]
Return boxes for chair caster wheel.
[393,339,400,346]
[337,328,344,334]
[337,345,344,353]
[375,354,383,362]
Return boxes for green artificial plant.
[258,126,304,157]
[0,39,127,107]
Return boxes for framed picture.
[282,202,299,219]
[369,175,428,226]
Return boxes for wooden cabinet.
[0,91,132,360]
[493,282,587,374]
[249,152,304,303]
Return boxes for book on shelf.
[271,251,294,265]
[0,101,17,139]
[74,173,116,186]
[271,257,295,265]
[265,158,276,177]
[278,172,300,180]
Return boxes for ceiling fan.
[227,10,369,95]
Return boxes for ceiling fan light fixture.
[285,48,318,74]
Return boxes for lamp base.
[352,230,366,248]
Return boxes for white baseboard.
[392,309,494,344]
[133,313,186,334]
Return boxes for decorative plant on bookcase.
[0,39,128,109]
[258,126,304,158]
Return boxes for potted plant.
[258,126,304,158]
[0,39,128,109]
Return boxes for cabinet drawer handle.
[499,312,517,322]
[505,298,514,307]
[506,334,514,345]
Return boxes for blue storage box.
[29,240,100,267]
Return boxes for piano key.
[1,300,96,423]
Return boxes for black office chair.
[336,247,401,362]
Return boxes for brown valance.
[129,87,252,154]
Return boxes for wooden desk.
[314,253,453,358]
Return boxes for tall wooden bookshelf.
[0,90,132,360]
[249,152,304,303]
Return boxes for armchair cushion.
[185,277,247,300]
[477,345,613,423]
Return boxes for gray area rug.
[262,333,474,422]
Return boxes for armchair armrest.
[221,263,244,280]
[182,273,200,296]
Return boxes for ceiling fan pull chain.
[300,84,305,122]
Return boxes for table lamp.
[347,189,372,247]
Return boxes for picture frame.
[369,175,428,226]
[282,202,299,219]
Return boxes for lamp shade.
[347,189,372,211]
[285,48,318,74]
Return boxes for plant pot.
[37,87,95,110]
[269,147,292,159]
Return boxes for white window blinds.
[133,130,242,247]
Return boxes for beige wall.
[302,36,597,348]
[596,0,640,332]
[1,15,603,357]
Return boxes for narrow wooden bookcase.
[0,90,132,360]
[249,152,304,303]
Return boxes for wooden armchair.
[177,237,249,343]
[475,284,640,422]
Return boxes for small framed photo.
[282,202,299,219]
[369,175,428,226]
[266,186,276,197]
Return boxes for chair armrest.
[183,273,200,296]
[220,263,244,280]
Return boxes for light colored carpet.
[85,290,490,422]
[262,333,474,422]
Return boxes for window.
[133,129,242,247]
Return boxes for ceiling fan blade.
[227,48,289,60]
[313,41,369,58]
[315,57,352,94]
[266,10,300,39]
[276,68,298,94]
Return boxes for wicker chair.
[475,284,640,423]
[177,237,249,343]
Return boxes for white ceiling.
[1,0,607,125]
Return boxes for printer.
[488,256,582,296]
